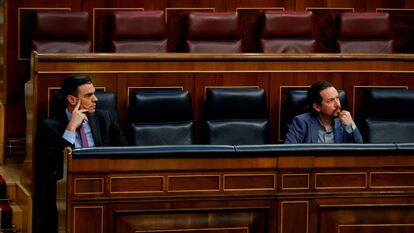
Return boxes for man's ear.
[67,95,77,106]
[312,103,321,112]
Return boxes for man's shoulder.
[294,112,314,121]
[38,118,67,141]
[92,109,117,123]
[93,109,113,118]
[291,112,319,128]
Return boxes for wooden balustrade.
[62,144,414,233]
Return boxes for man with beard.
[284,80,363,143]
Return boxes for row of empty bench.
[32,10,394,53]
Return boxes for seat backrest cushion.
[32,11,91,53]
[111,10,168,52]
[204,88,268,144]
[361,89,414,143]
[129,90,193,122]
[361,89,414,119]
[260,11,316,53]
[205,88,268,120]
[337,12,393,53]
[131,121,194,146]
[206,120,268,145]
[128,90,194,145]
[365,119,414,143]
[186,12,242,52]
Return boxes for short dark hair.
[61,75,92,98]
[307,80,334,115]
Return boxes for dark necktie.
[79,125,89,148]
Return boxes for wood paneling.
[281,173,309,190]
[315,172,367,189]
[370,172,414,188]
[368,0,406,11]
[73,206,103,233]
[167,0,225,11]
[74,177,104,195]
[223,174,276,191]
[168,175,220,192]
[318,202,414,233]
[107,0,158,10]
[280,201,308,233]
[115,210,266,233]
[296,0,363,11]
[227,0,286,11]
[110,176,164,193]
[61,145,414,233]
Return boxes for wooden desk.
[64,144,414,233]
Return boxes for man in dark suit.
[284,80,363,144]
[34,75,128,233]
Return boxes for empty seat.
[260,11,316,53]
[336,12,393,53]
[32,11,91,53]
[282,89,347,141]
[204,88,268,145]
[359,89,414,143]
[128,90,194,145]
[111,10,168,52]
[185,12,242,52]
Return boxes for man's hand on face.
[66,100,88,132]
[338,110,354,126]
[332,107,341,118]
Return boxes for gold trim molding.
[74,177,104,195]
[315,172,367,190]
[281,173,310,190]
[223,173,277,192]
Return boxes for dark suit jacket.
[34,109,127,233]
[284,112,363,144]
[39,109,128,180]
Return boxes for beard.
[332,107,341,118]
